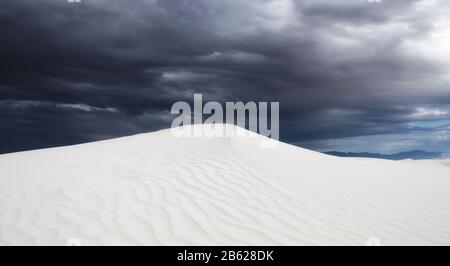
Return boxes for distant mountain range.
[325,150,443,160]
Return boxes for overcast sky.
[1,0,450,154]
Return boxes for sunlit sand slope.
[0,124,449,245]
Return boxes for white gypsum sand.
[0,124,449,246]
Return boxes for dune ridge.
[0,124,449,246]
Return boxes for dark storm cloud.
[1,0,450,153]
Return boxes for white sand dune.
[0,124,449,246]
[439,159,450,167]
